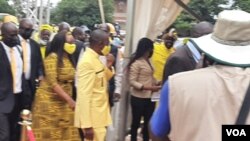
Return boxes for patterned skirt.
[31,84,81,141]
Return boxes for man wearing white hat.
[150,10,250,141]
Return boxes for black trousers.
[10,94,22,141]
[0,94,22,141]
[130,95,155,141]
[0,113,9,141]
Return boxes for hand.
[106,53,115,69]
[195,53,205,69]
[151,86,161,92]
[68,100,75,110]
[83,127,94,140]
[157,81,162,86]
[113,93,121,102]
[38,76,44,81]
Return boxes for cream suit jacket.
[75,48,113,128]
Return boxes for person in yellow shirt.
[40,25,53,59]
[32,31,80,141]
[151,33,176,81]
[33,24,53,59]
[75,29,114,141]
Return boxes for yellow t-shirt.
[40,46,46,59]
[151,42,175,81]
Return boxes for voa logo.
[226,129,246,136]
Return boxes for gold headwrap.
[3,15,18,25]
[40,24,53,32]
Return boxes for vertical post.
[117,0,136,140]
[98,0,105,24]
[124,0,136,59]
[46,0,50,24]
[20,126,27,141]
[39,0,43,27]
[34,0,38,24]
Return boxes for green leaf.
[51,0,114,28]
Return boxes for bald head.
[89,29,109,45]
[1,22,17,35]
[72,27,86,41]
[1,22,19,47]
[58,22,70,32]
[19,18,33,28]
[19,18,34,39]
[98,23,110,33]
[191,21,213,38]
[89,29,109,55]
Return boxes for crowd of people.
[0,9,250,141]
[0,19,125,141]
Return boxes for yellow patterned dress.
[32,53,80,141]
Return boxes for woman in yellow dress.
[32,31,81,141]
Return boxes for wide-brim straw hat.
[192,10,250,67]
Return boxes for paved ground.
[124,134,143,141]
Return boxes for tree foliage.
[232,0,250,13]
[0,0,15,15]
[173,0,228,36]
[51,0,114,28]
[173,0,250,36]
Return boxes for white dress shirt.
[19,35,31,80]
[1,41,23,93]
[99,52,122,94]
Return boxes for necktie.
[10,48,16,92]
[21,40,28,73]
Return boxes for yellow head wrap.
[40,24,53,32]
[3,15,18,26]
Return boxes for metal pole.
[98,0,105,24]
[34,0,39,24]
[39,0,43,26]
[117,0,136,140]
[46,0,50,24]
[174,0,203,21]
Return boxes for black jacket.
[163,45,196,83]
[28,39,44,95]
[0,43,32,113]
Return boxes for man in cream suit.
[75,29,114,141]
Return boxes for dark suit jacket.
[72,40,85,101]
[108,44,118,107]
[46,40,85,66]
[0,43,32,113]
[162,45,196,83]
[28,39,44,96]
[73,40,85,64]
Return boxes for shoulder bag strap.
[235,83,250,125]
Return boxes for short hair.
[1,22,17,35]
[191,21,213,37]
[19,18,33,28]
[58,22,70,32]
[89,29,109,46]
[162,33,177,41]
[72,27,84,38]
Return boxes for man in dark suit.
[72,27,86,63]
[58,22,70,33]
[19,18,44,104]
[162,21,213,83]
[72,27,87,141]
[0,22,32,141]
